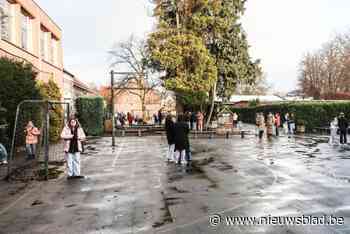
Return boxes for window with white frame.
[40,28,50,60]
[20,11,29,50]
[49,36,54,63]
[52,38,58,65]
[0,0,11,41]
[40,29,45,58]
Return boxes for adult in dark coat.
[158,110,163,125]
[338,112,348,144]
[174,114,190,165]
[190,112,196,130]
[165,115,176,162]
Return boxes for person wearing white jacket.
[61,117,86,179]
[329,117,338,145]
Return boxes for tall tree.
[149,0,259,125]
[0,57,41,138]
[299,31,350,99]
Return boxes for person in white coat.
[329,117,338,145]
[61,117,86,179]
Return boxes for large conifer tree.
[149,0,260,121]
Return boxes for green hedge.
[76,96,104,136]
[231,101,350,131]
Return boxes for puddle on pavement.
[165,197,183,206]
[229,192,240,196]
[31,200,44,206]
[36,167,64,181]
[81,187,92,192]
[166,157,218,189]
[153,192,174,228]
[191,147,215,156]
[104,194,118,200]
[210,161,234,171]
[165,158,215,185]
[193,157,214,166]
[168,186,189,193]
[191,162,218,189]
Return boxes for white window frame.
[40,30,49,61]
[49,36,54,63]
[52,38,58,65]
[0,0,11,41]
[40,29,45,58]
[20,11,29,50]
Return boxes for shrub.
[0,57,41,138]
[232,101,350,132]
[37,78,63,142]
[75,96,104,136]
[0,104,9,149]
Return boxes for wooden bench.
[119,129,148,137]
[314,127,330,135]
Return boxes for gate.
[7,100,70,181]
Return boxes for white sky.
[36,0,350,92]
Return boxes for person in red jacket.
[127,112,134,127]
[274,113,281,136]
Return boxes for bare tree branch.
[109,35,162,119]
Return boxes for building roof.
[63,69,98,95]
[31,0,62,30]
[216,95,285,103]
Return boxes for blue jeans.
[185,149,192,162]
[67,153,81,176]
[26,144,36,159]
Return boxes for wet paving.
[1,134,350,233]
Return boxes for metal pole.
[7,102,23,179]
[67,103,70,122]
[44,101,50,180]
[111,70,116,147]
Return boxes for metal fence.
[6,100,70,181]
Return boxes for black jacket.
[190,113,196,122]
[165,118,175,145]
[338,117,348,130]
[174,122,190,151]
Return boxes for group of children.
[255,112,298,139]
[255,112,282,139]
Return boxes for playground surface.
[1,134,350,233]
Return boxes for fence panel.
[6,100,70,181]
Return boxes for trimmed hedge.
[76,96,104,136]
[231,101,350,132]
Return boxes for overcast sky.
[36,0,350,93]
